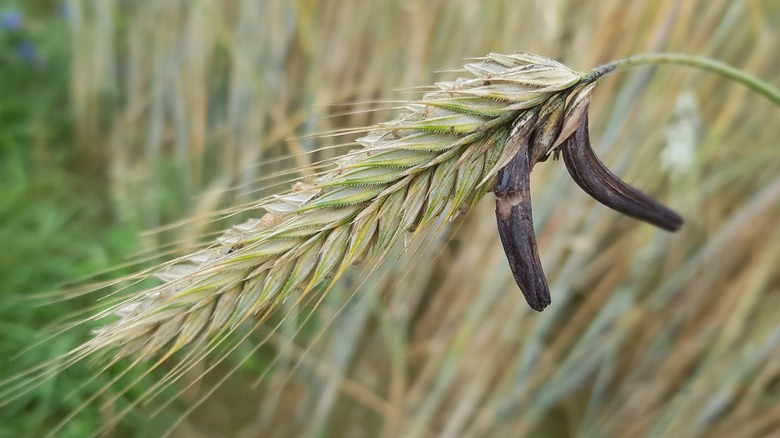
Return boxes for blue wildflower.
[17,40,37,62]
[1,10,23,30]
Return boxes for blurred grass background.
[1,0,780,437]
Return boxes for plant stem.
[582,53,780,107]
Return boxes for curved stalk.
[582,53,780,107]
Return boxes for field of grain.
[1,1,780,437]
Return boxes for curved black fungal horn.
[493,136,551,311]
[561,113,684,232]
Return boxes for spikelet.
[80,53,591,362]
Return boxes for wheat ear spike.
[74,53,585,362]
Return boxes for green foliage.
[0,6,173,436]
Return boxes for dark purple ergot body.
[562,114,683,232]
[494,138,551,311]
[494,105,682,312]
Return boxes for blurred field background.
[1,0,780,437]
